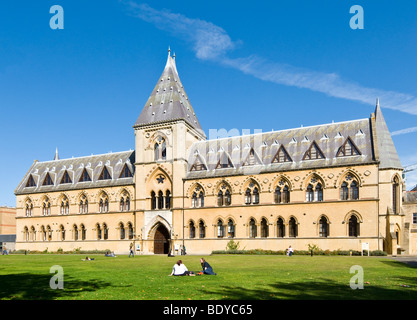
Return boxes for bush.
[212,248,387,256]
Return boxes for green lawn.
[0,254,416,300]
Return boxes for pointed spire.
[134,50,205,137]
[53,148,59,161]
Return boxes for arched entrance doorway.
[154,224,170,254]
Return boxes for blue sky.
[1,0,416,206]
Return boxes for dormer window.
[42,173,54,186]
[99,166,112,181]
[26,175,37,187]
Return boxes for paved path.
[389,256,417,268]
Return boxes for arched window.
[192,192,198,208]
[128,223,134,240]
[315,184,323,202]
[126,197,130,211]
[158,191,164,209]
[225,189,231,206]
[24,227,29,241]
[249,219,257,238]
[60,225,65,241]
[81,224,86,241]
[60,197,69,215]
[73,225,79,241]
[151,191,156,210]
[47,225,52,241]
[227,219,235,238]
[274,186,282,204]
[199,220,206,239]
[217,220,224,238]
[348,215,359,237]
[41,226,46,241]
[393,176,400,214]
[261,218,269,238]
[289,217,297,238]
[189,221,195,239]
[350,181,359,200]
[340,174,359,201]
[306,184,314,202]
[277,218,285,238]
[96,224,102,240]
[217,190,224,207]
[340,182,349,200]
[99,194,109,213]
[253,188,259,204]
[120,223,125,240]
[199,191,204,208]
[104,198,109,212]
[245,188,252,205]
[103,223,108,240]
[26,200,34,217]
[120,198,125,211]
[282,186,290,203]
[154,136,167,161]
[165,190,171,209]
[319,216,329,237]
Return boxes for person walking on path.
[129,243,134,258]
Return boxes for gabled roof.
[186,117,375,179]
[134,50,205,137]
[15,151,135,195]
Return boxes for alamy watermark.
[49,265,64,289]
[349,265,364,290]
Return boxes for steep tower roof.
[374,99,403,170]
[134,49,205,137]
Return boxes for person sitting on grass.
[169,260,194,276]
[200,258,217,275]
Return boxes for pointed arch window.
[192,192,198,208]
[120,223,125,240]
[151,191,157,210]
[216,152,233,169]
[79,195,88,214]
[315,184,323,202]
[47,225,52,241]
[43,198,51,216]
[277,218,285,238]
[26,175,36,187]
[303,141,325,160]
[306,177,324,202]
[289,217,298,238]
[99,166,112,181]
[245,188,252,205]
[272,146,292,163]
[245,182,260,205]
[340,174,360,200]
[199,220,206,239]
[249,219,257,238]
[119,164,133,178]
[393,176,400,214]
[81,224,86,241]
[79,168,91,182]
[261,218,269,238]
[217,190,224,207]
[227,219,235,238]
[128,223,134,240]
[26,200,33,217]
[190,155,207,171]
[158,190,164,209]
[99,194,109,213]
[60,225,65,241]
[60,197,69,215]
[103,223,108,240]
[96,224,102,240]
[154,136,167,161]
[189,221,196,239]
[242,148,262,166]
[60,171,72,184]
[319,216,329,237]
[336,137,361,157]
[43,173,54,186]
[348,215,360,237]
[217,220,224,238]
[73,225,79,241]
[224,189,231,206]
[198,191,204,208]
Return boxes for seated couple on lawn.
[169,258,217,276]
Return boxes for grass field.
[0,254,416,300]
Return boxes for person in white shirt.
[169,260,193,276]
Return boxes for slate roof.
[374,101,403,170]
[186,118,376,179]
[134,51,205,137]
[15,151,135,195]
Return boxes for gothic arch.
[146,131,171,150]
[335,169,363,188]
[301,172,327,190]
[269,174,293,192]
[212,179,233,196]
[239,176,262,194]
[145,215,172,240]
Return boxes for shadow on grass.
[202,277,417,300]
[0,273,123,300]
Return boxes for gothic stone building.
[15,51,411,255]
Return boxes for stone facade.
[14,51,412,255]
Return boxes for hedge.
[212,249,387,256]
